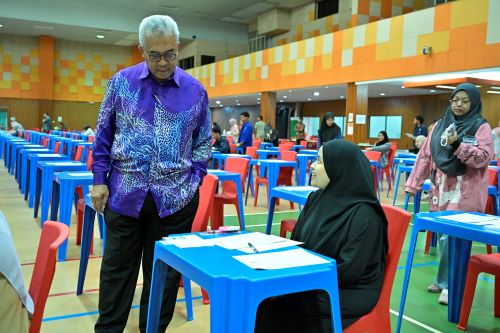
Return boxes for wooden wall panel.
[52,101,100,131]
[0,98,40,129]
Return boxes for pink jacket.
[405,123,493,213]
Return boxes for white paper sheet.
[233,248,329,270]
[162,234,211,248]
[439,213,500,225]
[205,232,302,252]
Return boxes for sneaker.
[439,289,448,305]
[427,283,442,293]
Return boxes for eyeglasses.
[147,51,177,62]
[450,99,471,105]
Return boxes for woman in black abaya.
[255,140,388,332]
[318,112,342,146]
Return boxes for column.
[260,91,276,128]
[344,83,368,143]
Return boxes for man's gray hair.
[139,15,180,45]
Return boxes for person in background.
[255,140,388,331]
[365,130,391,168]
[212,127,229,154]
[212,121,221,133]
[9,120,24,136]
[82,125,94,137]
[405,115,428,153]
[405,83,493,305]
[236,111,253,151]
[57,121,67,132]
[264,126,280,147]
[0,210,34,333]
[415,135,427,151]
[254,115,266,141]
[492,121,500,158]
[42,113,51,133]
[295,117,306,145]
[318,112,341,147]
[228,118,239,139]
[91,14,211,332]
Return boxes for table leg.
[33,168,42,218]
[266,196,276,235]
[396,228,420,333]
[57,182,74,262]
[146,257,168,333]
[235,179,246,230]
[448,237,472,323]
[392,167,402,206]
[50,180,60,222]
[77,204,96,294]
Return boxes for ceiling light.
[258,92,262,95]
[0,24,3,28]
[475,85,482,88]
[96,35,105,39]
[325,86,329,88]
[288,90,292,92]
[235,99,239,102]
[401,86,405,89]
[279,100,283,102]
[215,100,221,104]
[220,104,224,107]
[283,96,287,98]
[237,103,241,106]
[313,91,320,96]
[487,90,500,94]
[307,98,312,101]
[430,89,436,93]
[340,95,344,99]
[491,86,500,90]
[257,97,261,101]
[379,93,386,96]
[436,85,456,89]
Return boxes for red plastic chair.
[253,139,262,149]
[246,146,257,159]
[229,142,236,154]
[189,174,218,304]
[364,151,382,193]
[53,141,61,154]
[457,254,500,331]
[381,146,397,193]
[344,204,411,333]
[279,219,297,238]
[29,221,70,333]
[211,157,249,230]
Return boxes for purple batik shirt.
[92,62,212,218]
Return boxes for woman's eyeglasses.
[450,99,471,106]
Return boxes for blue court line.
[42,296,203,322]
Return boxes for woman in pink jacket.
[405,83,493,305]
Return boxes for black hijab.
[319,112,341,144]
[430,83,486,176]
[375,131,389,146]
[292,140,388,255]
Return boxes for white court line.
[390,309,443,333]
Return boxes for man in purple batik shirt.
[91,15,211,333]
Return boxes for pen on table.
[248,242,259,253]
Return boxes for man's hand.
[91,184,109,213]
[405,133,414,140]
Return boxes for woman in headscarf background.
[405,83,493,305]
[318,112,342,147]
[365,130,391,168]
[255,140,388,331]
[228,118,239,141]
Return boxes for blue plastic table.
[50,171,93,261]
[396,211,500,332]
[255,149,280,160]
[258,160,298,204]
[34,161,87,223]
[12,143,41,176]
[259,142,273,150]
[18,147,49,192]
[265,186,318,234]
[146,232,342,333]
[392,165,414,205]
[211,153,251,170]
[27,153,70,206]
[3,136,25,167]
[7,141,32,174]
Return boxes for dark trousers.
[95,191,199,333]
